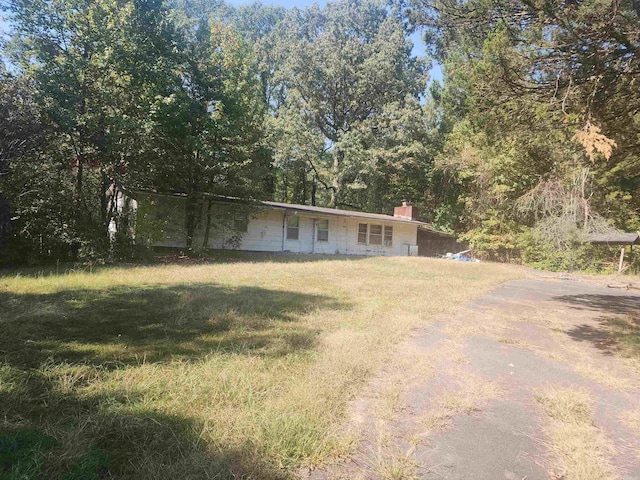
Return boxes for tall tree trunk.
[101,173,112,252]
[202,200,213,250]
[330,149,341,208]
[185,195,197,251]
[282,175,288,203]
[311,180,317,206]
[71,76,87,259]
[300,167,307,204]
[75,158,83,199]
[75,78,87,201]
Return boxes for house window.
[317,219,329,242]
[357,223,368,244]
[369,224,383,245]
[233,212,248,232]
[286,215,299,240]
[356,223,393,246]
[384,226,393,246]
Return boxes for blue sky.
[0,0,442,82]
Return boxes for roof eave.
[263,202,430,226]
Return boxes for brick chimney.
[393,200,418,221]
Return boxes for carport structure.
[587,232,640,272]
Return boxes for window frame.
[317,219,329,242]
[233,211,249,233]
[384,225,393,247]
[369,224,383,245]
[286,215,299,241]
[357,222,393,247]
[357,223,368,244]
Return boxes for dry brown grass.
[618,406,640,461]
[497,337,535,349]
[327,337,438,478]
[374,448,420,480]
[536,386,618,480]
[372,342,437,422]
[539,313,638,390]
[420,369,502,435]
[486,306,639,391]
[0,255,521,479]
[619,407,640,435]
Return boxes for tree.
[148,18,271,249]
[6,0,179,259]
[0,72,45,263]
[275,0,429,209]
[408,0,640,264]
[4,0,274,259]
[223,2,287,110]
[267,97,329,205]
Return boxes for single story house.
[123,191,454,256]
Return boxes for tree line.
[1,0,638,270]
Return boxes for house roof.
[134,188,452,236]
[587,232,640,245]
[262,200,430,225]
[262,201,454,236]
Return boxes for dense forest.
[1,0,639,270]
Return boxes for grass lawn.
[0,255,521,479]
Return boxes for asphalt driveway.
[304,276,640,480]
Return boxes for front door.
[299,217,314,253]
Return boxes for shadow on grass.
[0,283,350,478]
[553,293,640,316]
[1,283,348,368]
[565,315,640,359]
[555,293,640,360]
[0,376,289,479]
[0,251,370,279]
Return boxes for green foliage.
[3,0,179,262]
[410,0,640,270]
[519,231,586,272]
[132,198,168,249]
[3,0,638,272]
[62,445,110,480]
[459,213,525,262]
[2,0,274,263]
[271,0,431,210]
[0,430,57,479]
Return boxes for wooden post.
[619,247,625,273]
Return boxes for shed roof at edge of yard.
[587,232,640,245]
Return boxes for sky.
[0,0,442,82]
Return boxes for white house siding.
[205,208,285,252]
[133,193,418,256]
[342,217,417,256]
[282,214,343,254]
[273,213,417,256]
